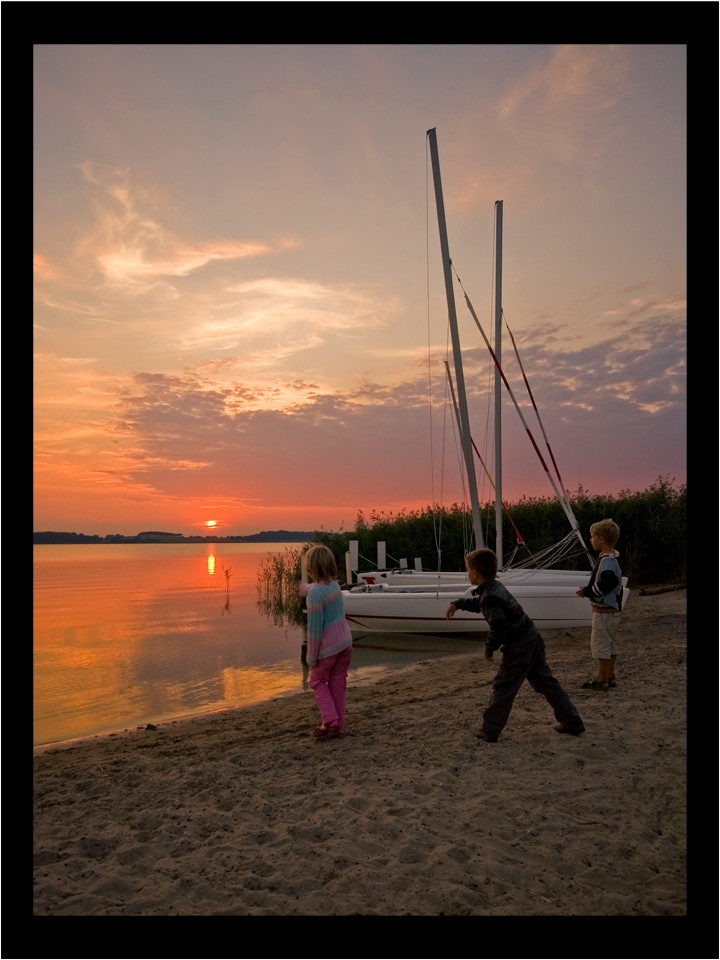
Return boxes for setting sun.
[205,520,218,528]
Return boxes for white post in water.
[377,541,386,570]
[349,540,359,583]
[414,557,422,571]
[427,127,484,550]
[494,200,503,569]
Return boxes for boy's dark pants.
[483,634,583,739]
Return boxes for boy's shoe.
[581,679,609,690]
[555,723,585,736]
[608,677,617,688]
[476,729,498,742]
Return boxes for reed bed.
[312,477,687,587]
[255,547,306,627]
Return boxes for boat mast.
[427,128,484,551]
[494,201,503,569]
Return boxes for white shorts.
[590,610,621,660]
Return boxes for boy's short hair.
[590,519,620,547]
[305,543,339,582]
[465,548,498,579]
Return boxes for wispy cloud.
[176,277,397,358]
[35,164,404,383]
[74,161,273,290]
[496,44,629,169]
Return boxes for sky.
[34,44,686,537]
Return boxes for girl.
[302,544,353,738]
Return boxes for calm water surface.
[33,543,481,748]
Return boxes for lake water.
[33,543,481,748]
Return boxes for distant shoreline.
[33,530,317,545]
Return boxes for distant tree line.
[34,532,106,544]
[33,530,317,544]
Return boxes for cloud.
[33,253,58,281]
[176,277,397,358]
[95,298,684,513]
[73,161,273,291]
[35,161,405,385]
[496,308,686,418]
[496,44,629,170]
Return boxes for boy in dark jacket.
[446,548,584,742]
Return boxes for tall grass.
[312,477,686,587]
[255,547,306,627]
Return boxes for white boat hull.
[342,581,630,635]
[357,568,592,587]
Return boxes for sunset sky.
[34,44,686,537]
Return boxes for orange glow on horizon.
[205,520,218,527]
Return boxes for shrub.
[311,477,686,587]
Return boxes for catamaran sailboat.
[341,129,628,635]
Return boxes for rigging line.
[496,303,593,566]
[502,309,568,496]
[507,531,587,570]
[451,265,588,552]
[443,362,525,546]
[457,248,564,504]
[432,369,453,563]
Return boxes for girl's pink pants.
[308,646,353,730]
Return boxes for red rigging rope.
[451,267,590,559]
[443,361,525,546]
[502,310,567,496]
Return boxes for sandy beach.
[33,587,686,917]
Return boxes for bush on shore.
[312,476,686,587]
